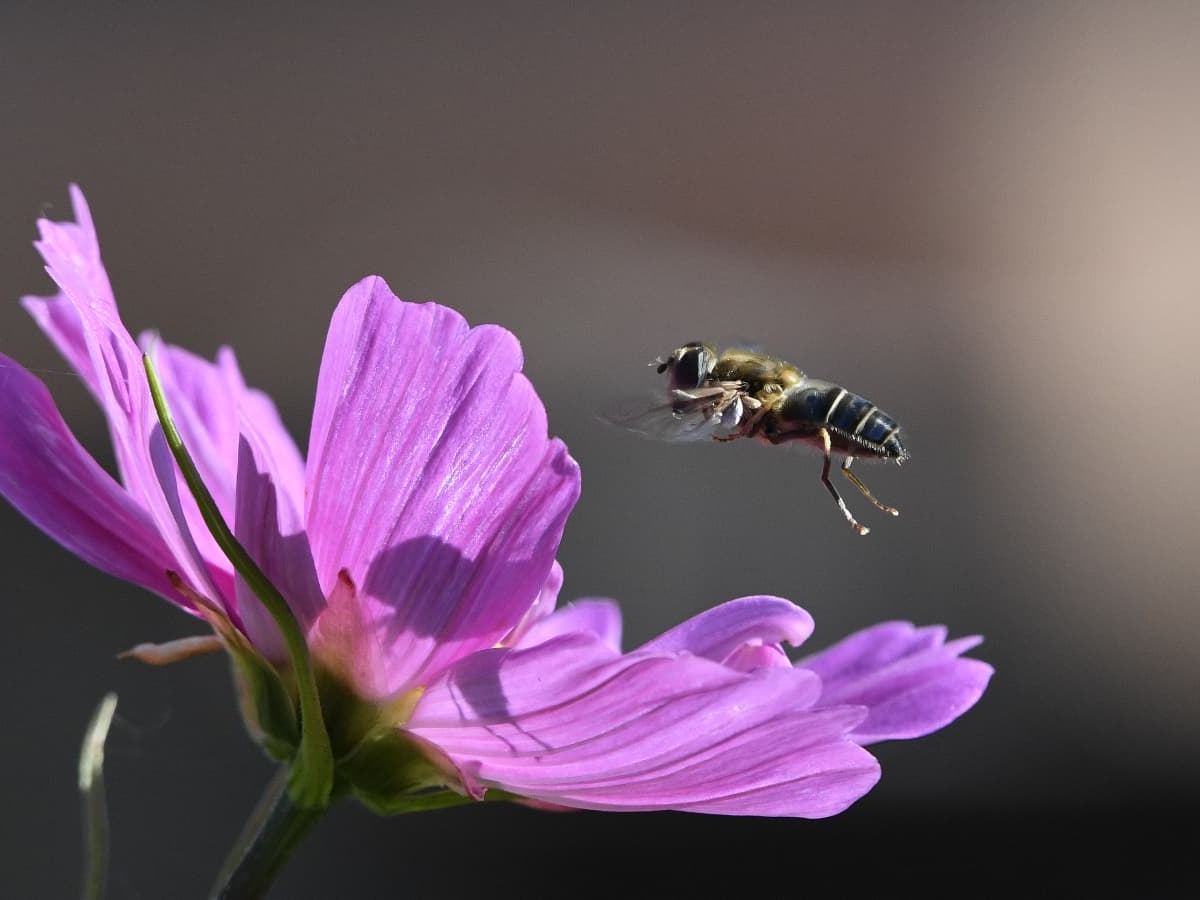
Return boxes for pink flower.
[0,186,991,818]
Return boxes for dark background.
[2,3,1197,897]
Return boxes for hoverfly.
[609,341,909,535]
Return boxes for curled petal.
[305,277,580,693]
[409,634,878,818]
[722,642,792,672]
[638,596,814,666]
[799,622,994,744]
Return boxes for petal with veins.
[410,633,877,818]
[305,277,579,693]
[233,431,324,661]
[639,595,814,664]
[0,354,182,604]
[514,598,623,651]
[800,622,994,743]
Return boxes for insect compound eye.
[667,344,715,391]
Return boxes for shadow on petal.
[347,535,550,695]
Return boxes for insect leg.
[818,427,869,536]
[841,457,900,517]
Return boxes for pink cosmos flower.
[0,186,991,819]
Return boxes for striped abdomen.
[773,379,907,460]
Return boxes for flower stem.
[79,692,118,900]
[211,767,325,900]
[143,352,334,809]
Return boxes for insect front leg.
[817,427,869,536]
[736,395,768,436]
[841,456,900,517]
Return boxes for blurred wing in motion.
[600,385,746,443]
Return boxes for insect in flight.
[609,341,909,535]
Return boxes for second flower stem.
[211,767,326,900]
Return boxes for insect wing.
[601,388,743,443]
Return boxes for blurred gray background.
[2,2,1198,897]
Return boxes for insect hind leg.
[841,456,900,517]
[817,428,870,536]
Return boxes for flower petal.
[501,560,564,647]
[307,570,394,699]
[305,277,579,692]
[147,340,306,587]
[20,184,115,403]
[408,634,879,818]
[233,428,324,660]
[513,598,623,651]
[0,354,182,604]
[799,622,994,744]
[638,595,814,666]
[24,188,221,605]
[21,291,94,400]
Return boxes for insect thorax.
[712,350,803,394]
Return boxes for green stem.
[79,692,118,900]
[143,353,333,808]
[211,768,325,900]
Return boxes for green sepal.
[338,726,472,816]
[167,573,299,759]
[224,641,300,761]
[307,670,469,815]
